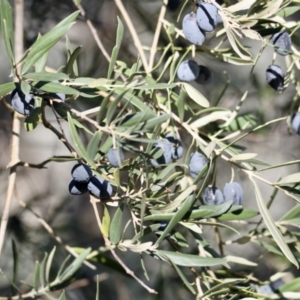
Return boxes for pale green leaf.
[0,0,14,65]
[182,83,209,108]
[109,203,124,245]
[107,17,124,79]
[0,82,15,97]
[276,173,300,185]
[230,153,257,162]
[155,250,226,267]
[250,177,298,267]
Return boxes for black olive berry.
[189,152,208,179]
[107,147,125,167]
[202,186,225,205]
[69,179,88,195]
[87,176,113,200]
[271,31,291,56]
[266,64,284,91]
[195,65,213,85]
[151,139,173,167]
[223,182,243,205]
[165,133,183,160]
[196,3,218,32]
[291,112,300,135]
[10,88,35,115]
[182,13,206,46]
[177,60,200,82]
[71,163,93,183]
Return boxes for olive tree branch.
[113,0,149,71]
[0,0,23,262]
[41,101,78,158]
[148,0,168,71]
[72,2,111,63]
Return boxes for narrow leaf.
[24,107,41,131]
[230,153,258,162]
[23,72,69,81]
[183,83,209,108]
[109,203,124,245]
[33,261,41,290]
[156,193,195,244]
[102,205,111,238]
[65,45,82,77]
[155,250,226,267]
[87,131,102,161]
[0,82,15,97]
[170,261,196,294]
[276,172,300,185]
[21,11,80,73]
[59,248,91,281]
[107,17,124,79]
[0,0,14,65]
[33,81,78,95]
[250,177,298,267]
[45,246,56,284]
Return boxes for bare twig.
[73,2,111,63]
[0,0,23,262]
[41,101,78,157]
[113,0,149,71]
[148,0,168,72]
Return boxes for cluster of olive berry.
[69,163,113,199]
[176,1,223,84]
[188,151,244,205]
[266,31,292,91]
[68,133,245,206]
[202,182,243,205]
[179,1,292,92]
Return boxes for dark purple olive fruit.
[177,60,200,82]
[182,13,206,46]
[202,186,225,205]
[87,176,113,200]
[151,139,173,167]
[196,3,218,32]
[69,179,88,195]
[71,163,93,183]
[195,65,213,85]
[167,0,181,11]
[107,147,125,167]
[223,182,243,205]
[266,64,284,91]
[292,112,300,135]
[271,31,291,56]
[10,88,35,115]
[165,133,183,160]
[157,221,168,232]
[189,152,208,179]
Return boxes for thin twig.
[73,2,111,63]
[41,101,78,158]
[72,2,127,82]
[0,0,23,262]
[114,0,149,71]
[211,219,224,256]
[90,197,157,294]
[148,0,168,72]
[14,188,96,270]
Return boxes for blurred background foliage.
[0,0,300,299]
